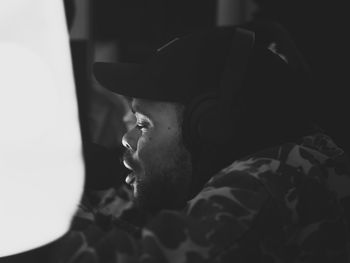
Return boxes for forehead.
[131,98,182,125]
[131,99,173,116]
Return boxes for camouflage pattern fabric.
[52,133,350,262]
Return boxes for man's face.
[122,99,192,213]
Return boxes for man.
[53,22,350,262]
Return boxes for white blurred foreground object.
[0,0,84,257]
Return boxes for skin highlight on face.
[122,99,192,214]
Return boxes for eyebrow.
[131,102,152,119]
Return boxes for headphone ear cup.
[191,98,219,145]
[185,95,238,148]
[185,93,235,147]
[184,93,215,147]
[184,28,255,149]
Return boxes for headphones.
[183,27,256,149]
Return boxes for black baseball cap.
[93,21,310,106]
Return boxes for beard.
[123,137,193,215]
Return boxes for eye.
[136,121,149,131]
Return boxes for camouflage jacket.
[52,133,350,263]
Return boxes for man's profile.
[54,22,350,263]
[122,100,192,213]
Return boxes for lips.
[125,173,136,185]
[122,151,138,187]
[122,151,136,171]
[123,158,134,171]
[123,159,135,186]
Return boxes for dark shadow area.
[252,0,349,152]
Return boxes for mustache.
[121,150,139,171]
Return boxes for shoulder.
[186,133,350,262]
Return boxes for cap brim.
[93,62,155,100]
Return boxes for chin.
[133,143,193,213]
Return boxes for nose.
[122,127,139,151]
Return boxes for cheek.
[137,135,170,165]
[136,124,180,166]
[135,135,154,162]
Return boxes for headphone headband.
[184,27,255,149]
[219,28,255,115]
